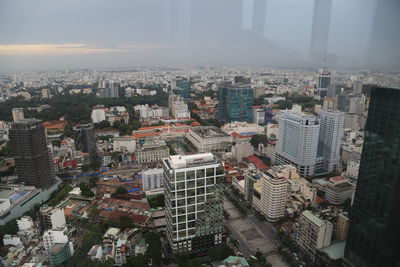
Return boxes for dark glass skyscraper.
[73,124,99,164]
[218,83,254,123]
[345,87,400,267]
[9,119,55,189]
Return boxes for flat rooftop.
[165,153,218,170]
[190,126,229,138]
[302,210,326,227]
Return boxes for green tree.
[115,186,128,195]
[118,216,132,230]
[250,134,268,149]
[0,142,11,157]
[94,120,111,129]
[80,182,94,197]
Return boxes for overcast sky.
[0,0,399,71]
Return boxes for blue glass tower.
[172,77,190,99]
[218,83,254,123]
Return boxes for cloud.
[0,43,129,55]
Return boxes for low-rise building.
[324,177,354,205]
[135,140,169,163]
[113,136,136,153]
[187,126,232,153]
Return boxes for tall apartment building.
[293,210,333,261]
[9,119,55,189]
[100,81,119,98]
[12,108,24,122]
[218,83,254,123]
[344,87,400,267]
[316,110,344,174]
[275,112,320,177]
[252,167,288,222]
[73,124,99,164]
[163,153,225,254]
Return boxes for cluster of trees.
[274,93,322,110]
[248,251,272,267]
[147,194,165,209]
[250,134,268,149]
[65,222,114,267]
[0,92,168,125]
[47,184,73,207]
[80,182,94,197]
[127,231,162,266]
[0,142,11,157]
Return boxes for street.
[224,195,288,267]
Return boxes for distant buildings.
[187,126,232,153]
[168,94,191,120]
[171,77,190,99]
[73,123,99,164]
[9,119,56,189]
[218,83,254,123]
[91,105,130,124]
[163,153,225,254]
[100,80,119,98]
[345,87,400,267]
[134,104,169,121]
[12,108,24,122]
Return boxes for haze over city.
[0,1,400,267]
[0,0,399,71]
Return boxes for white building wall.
[50,208,66,229]
[142,168,164,191]
[91,109,106,123]
[276,111,320,176]
[17,216,34,231]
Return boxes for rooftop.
[190,126,230,138]
[320,241,346,260]
[302,210,326,227]
[166,153,218,170]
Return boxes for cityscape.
[0,1,400,267]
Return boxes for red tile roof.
[246,155,268,170]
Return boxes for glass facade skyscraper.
[172,77,190,99]
[345,87,400,267]
[163,153,225,254]
[218,83,254,123]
